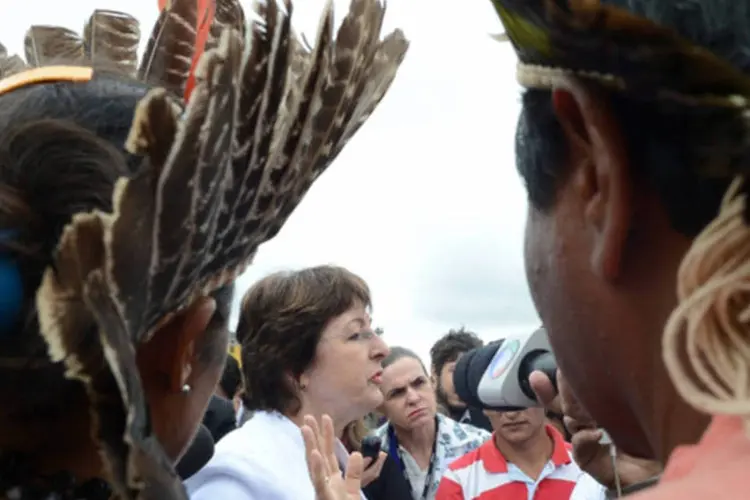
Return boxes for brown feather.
[0,43,26,78]
[24,26,85,66]
[83,10,141,76]
[206,0,247,52]
[138,0,199,98]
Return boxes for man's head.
[430,327,483,410]
[510,0,748,459]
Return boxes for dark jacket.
[362,454,412,500]
[202,394,237,443]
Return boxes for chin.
[361,386,384,411]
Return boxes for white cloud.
[2,0,539,363]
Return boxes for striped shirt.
[436,425,584,500]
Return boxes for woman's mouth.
[370,371,383,384]
[408,408,426,419]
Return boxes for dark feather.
[83,10,141,76]
[0,43,26,78]
[138,0,199,98]
[24,26,84,66]
[206,0,247,52]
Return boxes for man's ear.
[137,296,217,393]
[550,77,633,281]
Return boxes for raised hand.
[302,414,364,500]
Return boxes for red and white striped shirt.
[436,425,584,500]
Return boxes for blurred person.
[186,266,390,499]
[437,408,585,499]
[430,328,493,431]
[375,347,490,500]
[0,5,253,499]
[490,0,750,497]
[0,0,352,495]
[216,354,242,402]
[201,356,242,442]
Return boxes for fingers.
[571,428,606,466]
[371,451,387,475]
[343,451,364,496]
[302,425,329,494]
[321,415,339,474]
[529,370,562,414]
[362,457,374,470]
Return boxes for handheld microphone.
[176,424,215,480]
[453,327,558,410]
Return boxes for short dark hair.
[219,353,242,399]
[429,327,483,376]
[238,265,371,415]
[517,0,748,237]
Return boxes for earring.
[181,384,191,393]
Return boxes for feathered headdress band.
[489,0,750,108]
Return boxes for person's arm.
[435,470,465,500]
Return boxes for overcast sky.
[3,0,540,362]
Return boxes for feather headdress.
[489,0,750,107]
[0,0,408,498]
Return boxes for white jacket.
[186,411,366,499]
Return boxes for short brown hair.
[238,265,371,415]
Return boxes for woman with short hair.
[186,265,390,499]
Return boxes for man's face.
[524,190,650,456]
[435,360,464,409]
[485,408,546,445]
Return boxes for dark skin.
[0,296,223,482]
[522,77,709,463]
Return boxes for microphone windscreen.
[176,424,215,480]
[453,340,504,408]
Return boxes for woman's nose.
[405,387,421,404]
[370,333,389,361]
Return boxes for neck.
[394,417,436,462]
[287,403,347,438]
[494,428,552,480]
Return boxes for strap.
[387,418,439,500]
[0,66,93,97]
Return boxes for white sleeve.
[570,473,608,500]
[185,452,290,500]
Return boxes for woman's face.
[301,302,389,426]
[379,357,438,431]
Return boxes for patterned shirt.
[436,425,585,500]
[375,413,491,500]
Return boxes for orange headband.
[0,66,93,97]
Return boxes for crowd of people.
[0,0,749,498]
